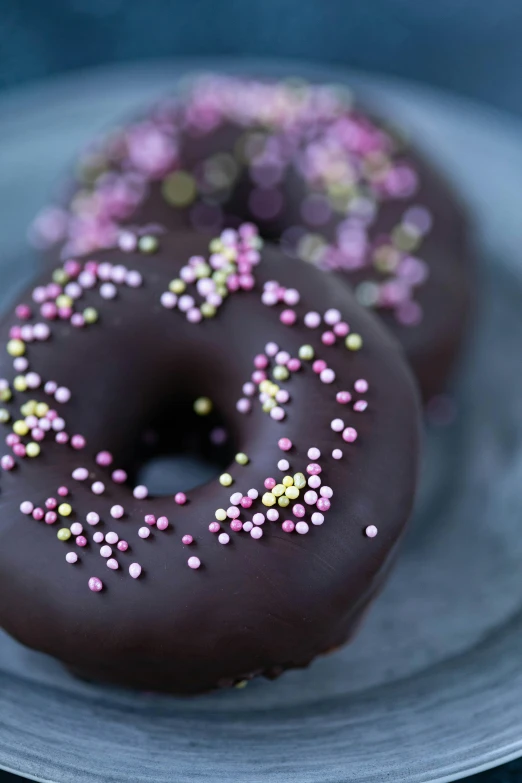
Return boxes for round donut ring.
[0,226,420,694]
[32,74,472,402]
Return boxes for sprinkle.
[86,511,100,526]
[72,467,89,481]
[129,563,142,578]
[251,526,263,539]
[278,458,290,471]
[93,532,104,544]
[70,522,83,536]
[331,418,344,432]
[365,525,378,538]
[138,527,150,539]
[345,333,363,351]
[355,379,369,393]
[354,400,368,412]
[55,387,71,404]
[96,451,113,466]
[57,528,72,541]
[320,368,335,384]
[293,473,307,489]
[71,434,86,450]
[240,496,252,509]
[138,235,159,254]
[304,311,321,328]
[236,398,251,414]
[92,481,105,495]
[58,486,69,497]
[342,427,358,443]
[307,447,320,460]
[161,291,177,309]
[292,504,305,518]
[219,473,233,487]
[157,516,169,531]
[76,535,87,547]
[7,339,25,357]
[105,532,119,545]
[332,449,343,459]
[117,540,129,552]
[308,475,321,489]
[187,556,201,570]
[174,491,187,505]
[304,490,318,505]
[262,492,276,507]
[133,484,148,499]
[296,521,310,535]
[32,508,44,521]
[209,522,221,533]
[100,545,112,558]
[235,452,249,465]
[227,506,240,519]
[193,397,213,416]
[266,509,279,521]
[264,477,276,490]
[242,521,254,532]
[324,308,341,325]
[83,307,98,324]
[107,559,119,570]
[218,533,230,545]
[247,488,259,499]
[182,535,193,545]
[282,520,295,533]
[112,469,127,483]
[230,492,243,506]
[110,504,124,519]
[298,344,314,361]
[88,577,103,592]
[58,503,72,517]
[278,437,292,452]
[66,552,78,564]
[336,391,352,404]
[252,513,265,525]
[320,486,333,498]
[307,463,322,475]
[311,512,324,525]
[45,513,57,527]
[230,520,243,532]
[265,342,279,356]
[1,455,15,471]
[280,309,296,326]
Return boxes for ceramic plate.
[1,60,522,783]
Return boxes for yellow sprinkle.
[169,279,186,294]
[7,339,25,357]
[278,496,290,508]
[222,247,236,262]
[273,366,289,382]
[0,388,12,402]
[20,401,37,417]
[259,380,272,394]
[293,473,307,489]
[262,492,276,507]
[35,402,49,418]
[282,476,293,487]
[298,344,314,361]
[58,503,72,517]
[215,508,227,522]
[57,528,72,542]
[272,483,285,497]
[0,408,10,423]
[235,452,249,465]
[285,486,299,500]
[26,442,40,458]
[83,307,98,324]
[209,238,223,253]
[13,376,27,392]
[212,271,227,286]
[200,303,216,318]
[193,397,213,416]
[216,284,228,298]
[346,333,363,351]
[138,235,159,254]
[13,420,29,436]
[219,473,233,487]
[194,263,212,279]
[56,294,73,309]
[52,269,69,285]
[162,170,197,207]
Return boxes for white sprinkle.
[72,467,89,481]
[218,533,230,545]
[65,552,78,564]
[100,545,112,558]
[296,521,310,535]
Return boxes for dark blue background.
[1,1,521,780]
[1,0,522,117]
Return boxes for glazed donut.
[0,226,420,694]
[32,75,472,401]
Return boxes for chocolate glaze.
[0,230,420,694]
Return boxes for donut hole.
[131,396,237,496]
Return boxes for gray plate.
[1,60,522,783]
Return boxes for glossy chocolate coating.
[0,231,420,693]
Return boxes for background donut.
[32,75,472,401]
[0,226,420,694]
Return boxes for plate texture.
[0,59,522,783]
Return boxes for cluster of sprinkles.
[31,75,431,325]
[2,225,378,595]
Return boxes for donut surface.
[32,75,472,400]
[0,226,420,694]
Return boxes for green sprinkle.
[83,307,98,324]
[193,397,213,416]
[298,344,314,361]
[57,528,72,542]
[345,333,363,351]
[138,235,159,254]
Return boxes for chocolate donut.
[0,226,420,694]
[32,75,472,401]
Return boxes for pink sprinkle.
[342,427,358,443]
[365,525,378,538]
[58,486,69,497]
[71,434,86,450]
[31,427,45,442]
[16,304,32,320]
[230,520,243,532]
[107,559,119,570]
[292,504,305,518]
[117,540,129,552]
[45,511,57,525]
[174,492,187,505]
[240,496,253,509]
[209,522,220,533]
[332,448,343,459]
[278,437,292,452]
[264,477,276,490]
[296,521,309,535]
[76,535,87,547]
[129,563,142,579]
[157,516,169,531]
[354,379,369,393]
[182,534,193,545]
[91,481,105,495]
[236,398,252,414]
[188,556,201,570]
[112,469,127,484]
[105,532,119,545]
[254,354,268,369]
[280,309,296,326]
[251,371,266,385]
[71,313,85,328]
[13,444,26,457]
[40,303,57,320]
[133,485,148,500]
[266,509,279,522]
[72,467,89,481]
[6,434,20,447]
[282,520,295,533]
[320,368,335,384]
[317,497,331,512]
[144,514,156,526]
[1,455,15,471]
[55,432,69,445]
[44,381,58,396]
[86,511,100,526]
[265,342,279,357]
[334,321,349,337]
[32,507,44,521]
[88,577,103,593]
[110,504,124,519]
[304,311,321,329]
[70,522,83,536]
[312,359,327,374]
[321,331,336,346]
[287,358,301,372]
[250,526,263,539]
[20,501,34,515]
[93,532,104,544]
[336,391,352,404]
[96,451,113,466]
[138,527,150,539]
[66,552,78,564]
[354,400,368,412]
[307,463,322,475]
